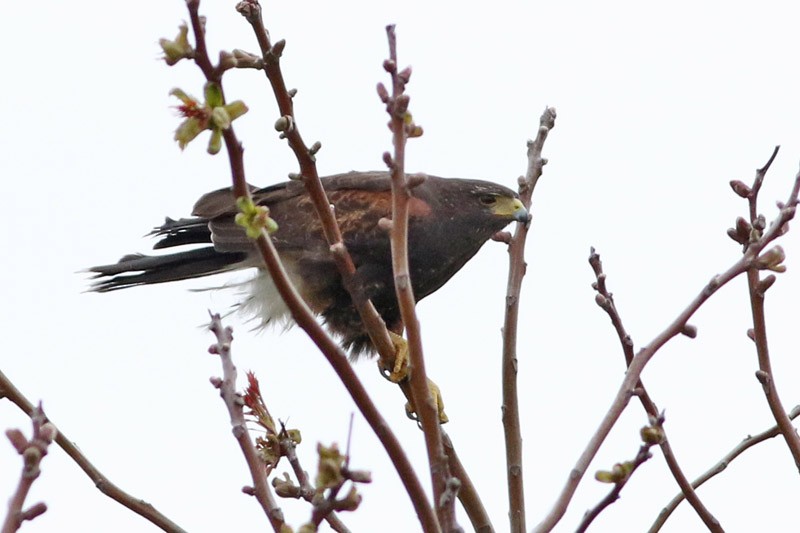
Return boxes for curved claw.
[377,332,449,424]
[405,378,449,425]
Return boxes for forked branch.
[207,314,286,531]
[534,153,800,532]
[0,371,186,532]
[589,250,721,530]
[183,4,437,530]
[649,405,800,532]
[738,146,800,468]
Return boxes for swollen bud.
[398,66,412,83]
[376,82,389,103]
[755,245,787,273]
[729,180,752,198]
[640,425,665,445]
[595,462,633,484]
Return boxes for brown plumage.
[89,171,528,355]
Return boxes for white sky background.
[2,1,800,532]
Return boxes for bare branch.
[502,107,556,533]
[649,405,800,532]
[207,314,286,531]
[442,430,494,533]
[183,4,437,530]
[575,413,666,533]
[741,148,800,468]
[0,370,186,532]
[275,424,351,532]
[381,24,452,532]
[589,249,721,530]
[235,0,398,368]
[534,157,800,533]
[2,404,55,533]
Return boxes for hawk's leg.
[405,377,449,425]
[379,331,448,424]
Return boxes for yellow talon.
[405,378,448,424]
[382,331,410,383]
[378,332,449,424]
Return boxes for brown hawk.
[89,171,528,356]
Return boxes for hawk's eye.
[479,195,496,206]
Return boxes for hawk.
[89,171,528,357]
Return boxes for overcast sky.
[2,1,800,532]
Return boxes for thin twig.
[534,162,800,532]
[306,442,370,529]
[502,107,556,533]
[183,4,438,531]
[649,405,800,532]
[742,147,800,469]
[381,24,452,532]
[2,404,55,533]
[0,370,186,533]
[589,250,721,531]
[207,314,286,531]
[278,427,350,532]
[575,412,665,533]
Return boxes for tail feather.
[88,247,247,292]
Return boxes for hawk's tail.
[87,247,248,292]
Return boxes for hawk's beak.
[510,198,529,223]
[493,197,529,223]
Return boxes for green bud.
[756,245,787,273]
[594,462,633,483]
[315,443,345,490]
[204,82,224,108]
[235,197,277,238]
[207,128,222,155]
[159,23,193,65]
[640,425,665,445]
[225,100,249,121]
[286,429,302,445]
[174,118,204,150]
[211,107,231,130]
[169,88,194,105]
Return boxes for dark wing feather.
[187,171,395,255]
[150,217,212,249]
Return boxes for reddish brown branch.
[589,250,721,531]
[649,405,800,532]
[207,314,286,531]
[442,430,493,532]
[231,11,447,523]
[0,370,186,532]
[381,25,451,532]
[235,0,398,366]
[741,147,800,469]
[183,4,438,531]
[534,160,800,532]
[502,107,556,533]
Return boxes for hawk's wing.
[189,171,397,256]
